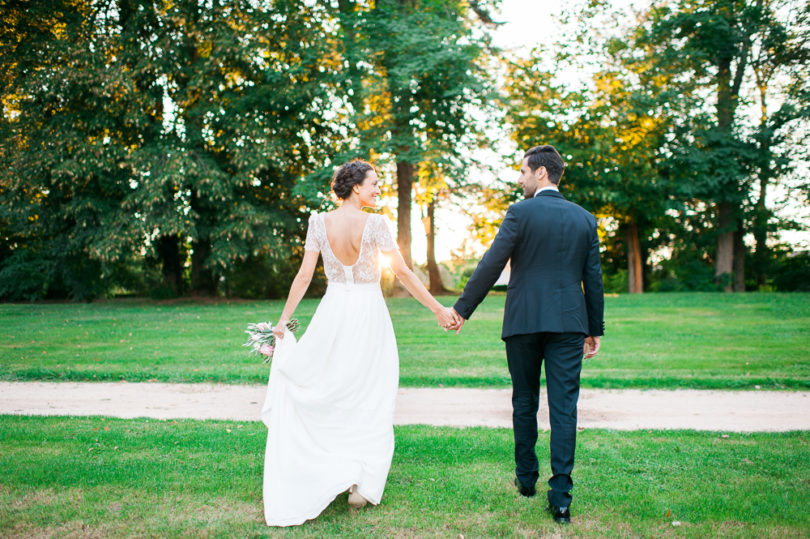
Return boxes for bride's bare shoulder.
[321,210,340,223]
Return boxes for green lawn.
[1,415,807,537]
[1,293,808,389]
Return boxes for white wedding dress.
[261,212,400,527]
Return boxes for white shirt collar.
[533,185,559,197]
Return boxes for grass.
[1,415,808,537]
[1,292,808,389]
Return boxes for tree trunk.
[714,55,736,293]
[396,160,414,269]
[424,199,448,294]
[753,71,770,288]
[156,235,183,296]
[733,217,746,292]
[378,0,417,270]
[188,188,216,295]
[625,222,643,294]
[190,238,216,295]
[753,177,769,287]
[712,17,751,292]
[715,201,734,292]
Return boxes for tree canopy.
[1,0,807,300]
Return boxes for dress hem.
[264,480,380,527]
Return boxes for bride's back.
[323,211,370,267]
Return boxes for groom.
[449,144,604,524]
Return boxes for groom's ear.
[535,166,546,180]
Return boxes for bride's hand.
[273,320,288,340]
[434,307,461,331]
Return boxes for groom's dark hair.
[524,145,565,184]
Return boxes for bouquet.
[243,319,300,363]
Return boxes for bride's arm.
[273,250,320,339]
[388,249,459,328]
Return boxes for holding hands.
[434,306,465,334]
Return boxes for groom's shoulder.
[509,198,536,214]
[507,196,558,220]
[566,200,598,226]
[531,195,597,226]
[509,195,592,217]
[568,199,596,217]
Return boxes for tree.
[330,0,496,293]
[131,0,341,295]
[504,12,675,294]
[0,0,143,299]
[747,0,810,286]
[1,0,344,300]
[500,0,809,293]
[414,161,451,293]
[639,0,810,291]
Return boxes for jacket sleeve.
[453,205,520,320]
[583,219,605,336]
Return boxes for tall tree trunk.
[424,199,448,294]
[156,235,183,296]
[378,0,417,270]
[715,201,735,292]
[625,222,643,294]
[753,177,769,287]
[714,49,736,292]
[189,188,216,295]
[733,217,746,292]
[753,69,770,287]
[190,237,216,295]
[712,17,750,291]
[396,161,414,269]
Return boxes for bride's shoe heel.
[348,484,368,509]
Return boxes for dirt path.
[2,382,808,431]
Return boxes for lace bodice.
[304,212,397,284]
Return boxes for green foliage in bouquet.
[243,319,300,363]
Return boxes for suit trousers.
[504,332,584,508]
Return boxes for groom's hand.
[583,336,601,358]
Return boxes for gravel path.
[2,382,808,431]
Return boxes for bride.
[261,159,460,526]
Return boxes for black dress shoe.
[514,477,536,497]
[547,504,571,524]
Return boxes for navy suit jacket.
[454,190,605,340]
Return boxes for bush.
[603,269,629,294]
[770,250,810,292]
[0,250,54,301]
[221,253,327,299]
[0,249,119,301]
[648,255,717,292]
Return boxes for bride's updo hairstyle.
[332,159,374,200]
